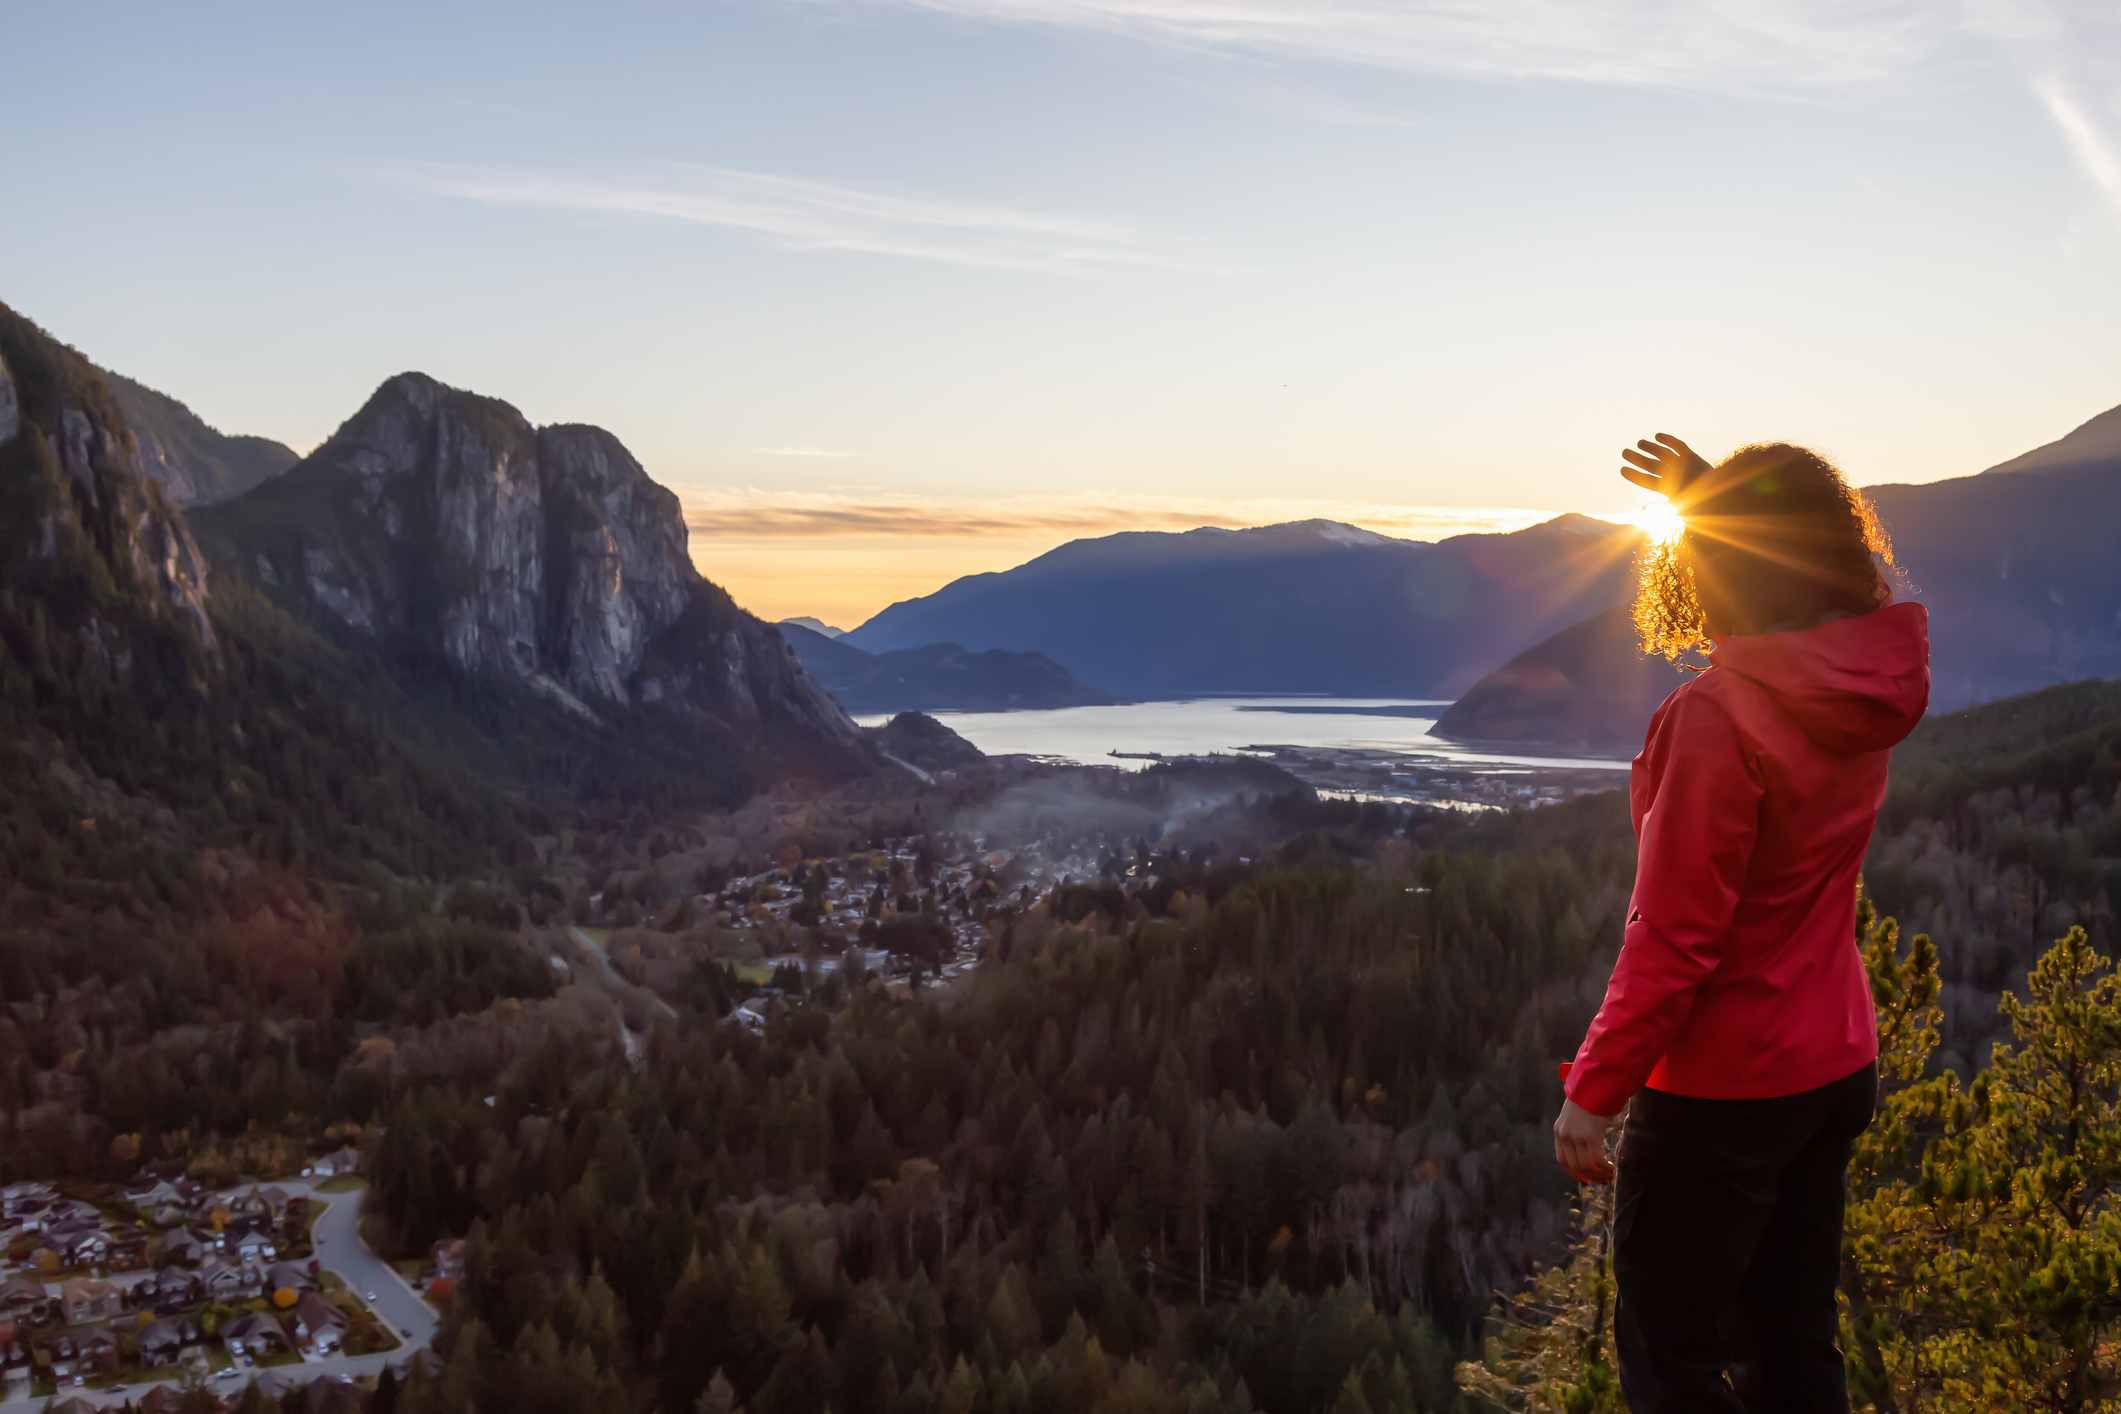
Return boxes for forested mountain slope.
[367,801,1634,1414]
[0,298,871,1186]
[1430,605,1690,751]
[1865,678,2121,1062]
[104,365,299,505]
[780,620,1116,713]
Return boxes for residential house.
[48,1332,76,1383]
[0,1277,54,1325]
[49,1395,98,1414]
[0,1182,53,1221]
[265,1262,316,1295]
[234,1230,275,1263]
[159,1227,207,1266]
[45,1223,107,1269]
[109,1225,150,1273]
[2,1365,27,1403]
[431,1238,467,1285]
[59,1276,124,1325]
[125,1160,189,1195]
[140,1386,189,1414]
[136,1267,199,1314]
[141,1180,206,1226]
[309,1147,363,1177]
[198,1256,261,1302]
[223,1310,287,1360]
[77,1328,119,1376]
[290,1292,349,1356]
[138,1317,188,1367]
[124,1176,185,1212]
[234,1186,292,1223]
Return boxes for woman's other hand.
[1554,1097,1618,1184]
[1620,433,1711,498]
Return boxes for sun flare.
[1630,499,1686,544]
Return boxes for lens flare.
[1630,499,1686,544]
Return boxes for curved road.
[0,1178,437,1412]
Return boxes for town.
[0,1155,440,1412]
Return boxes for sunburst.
[1628,499,1686,545]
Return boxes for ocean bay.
[857,696,1633,776]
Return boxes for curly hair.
[1635,443,1894,662]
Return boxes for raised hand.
[1620,433,1711,499]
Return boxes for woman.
[1553,434,1929,1413]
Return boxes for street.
[0,1177,439,1412]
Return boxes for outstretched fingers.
[1620,465,1666,493]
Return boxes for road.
[570,926,676,1068]
[0,1178,438,1413]
[879,750,933,784]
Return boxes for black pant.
[1612,1061,1877,1414]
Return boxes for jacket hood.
[1710,601,1929,755]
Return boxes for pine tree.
[1453,1179,1622,1413]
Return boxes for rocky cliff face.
[196,373,862,750]
[0,303,217,665]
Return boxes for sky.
[6,0,2121,629]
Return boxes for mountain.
[1429,398,2121,743]
[0,303,219,678]
[868,711,987,771]
[781,616,845,638]
[1864,403,2121,707]
[845,516,1646,699]
[1430,605,1689,751]
[192,372,864,755]
[1975,402,2121,477]
[780,621,1115,713]
[104,368,299,505]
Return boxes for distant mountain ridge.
[1438,397,2121,745]
[846,515,1645,699]
[780,621,1115,714]
[104,369,299,506]
[1975,403,2121,478]
[1857,400,2121,707]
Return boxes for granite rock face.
[0,353,18,446]
[0,309,217,658]
[204,373,862,748]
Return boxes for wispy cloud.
[827,0,2121,218]
[755,447,871,458]
[1995,5,2121,222]
[838,0,1972,97]
[2037,79,2121,211]
[679,487,1562,542]
[386,161,1193,275]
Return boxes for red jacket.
[1564,602,1930,1117]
